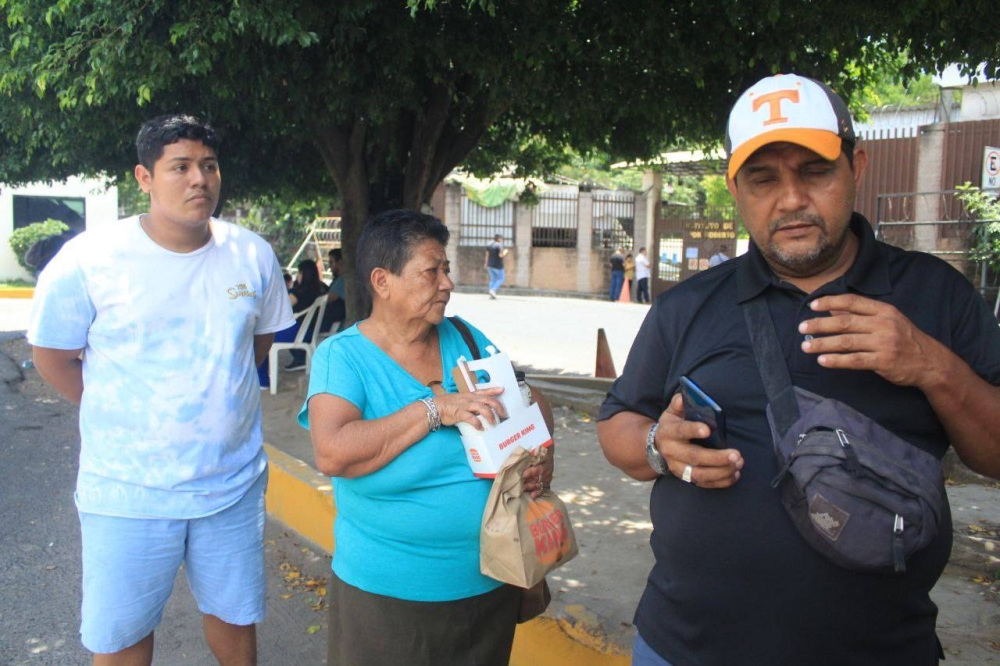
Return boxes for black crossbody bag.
[742,297,946,573]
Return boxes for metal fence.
[459,197,514,247]
[941,120,1000,198]
[875,190,999,310]
[874,190,969,250]
[592,190,636,250]
[531,192,579,247]
[855,130,919,224]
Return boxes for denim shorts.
[78,470,268,654]
[633,631,675,666]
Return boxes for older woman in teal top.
[299,209,554,665]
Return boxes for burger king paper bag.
[480,446,577,588]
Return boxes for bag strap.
[448,316,481,360]
[741,297,800,436]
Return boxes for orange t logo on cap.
[752,89,800,126]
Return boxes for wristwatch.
[645,423,667,476]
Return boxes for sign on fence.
[983,146,1000,191]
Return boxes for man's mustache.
[769,213,827,233]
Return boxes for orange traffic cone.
[618,279,631,303]
[595,328,617,378]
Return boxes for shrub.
[956,183,1000,268]
[9,219,69,273]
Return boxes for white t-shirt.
[28,216,295,519]
[635,253,651,280]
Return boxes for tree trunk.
[338,197,369,328]
[313,120,371,326]
[311,89,509,325]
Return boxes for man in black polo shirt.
[598,73,1000,665]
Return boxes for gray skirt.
[328,572,520,666]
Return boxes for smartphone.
[678,375,727,448]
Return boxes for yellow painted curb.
[512,616,630,666]
[0,288,34,299]
[262,442,631,664]
[264,443,336,553]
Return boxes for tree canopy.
[2,0,998,314]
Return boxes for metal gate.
[459,196,515,247]
[592,191,636,250]
[652,204,739,298]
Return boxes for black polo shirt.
[600,214,1000,666]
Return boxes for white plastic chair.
[268,297,326,395]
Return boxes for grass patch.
[0,279,35,288]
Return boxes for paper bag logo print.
[527,499,571,565]
[226,283,258,299]
[751,88,800,126]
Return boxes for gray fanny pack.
[743,297,946,573]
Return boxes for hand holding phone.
[678,376,727,448]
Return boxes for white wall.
[0,176,118,281]
[960,81,1000,121]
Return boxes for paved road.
[447,291,649,376]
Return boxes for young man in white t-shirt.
[28,115,294,665]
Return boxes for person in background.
[28,113,293,664]
[485,233,508,299]
[300,209,555,665]
[608,247,625,301]
[623,252,636,302]
[608,246,625,301]
[283,272,293,292]
[320,247,346,335]
[635,247,651,304]
[708,243,730,267]
[597,73,1000,665]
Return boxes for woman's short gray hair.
[356,209,450,299]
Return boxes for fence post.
[577,192,594,293]
[633,189,648,255]
[639,171,661,253]
[914,123,945,253]
[443,183,463,285]
[513,201,532,288]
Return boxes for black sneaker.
[284,361,306,372]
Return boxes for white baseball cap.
[725,73,856,179]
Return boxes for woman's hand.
[433,387,508,430]
[521,446,555,499]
